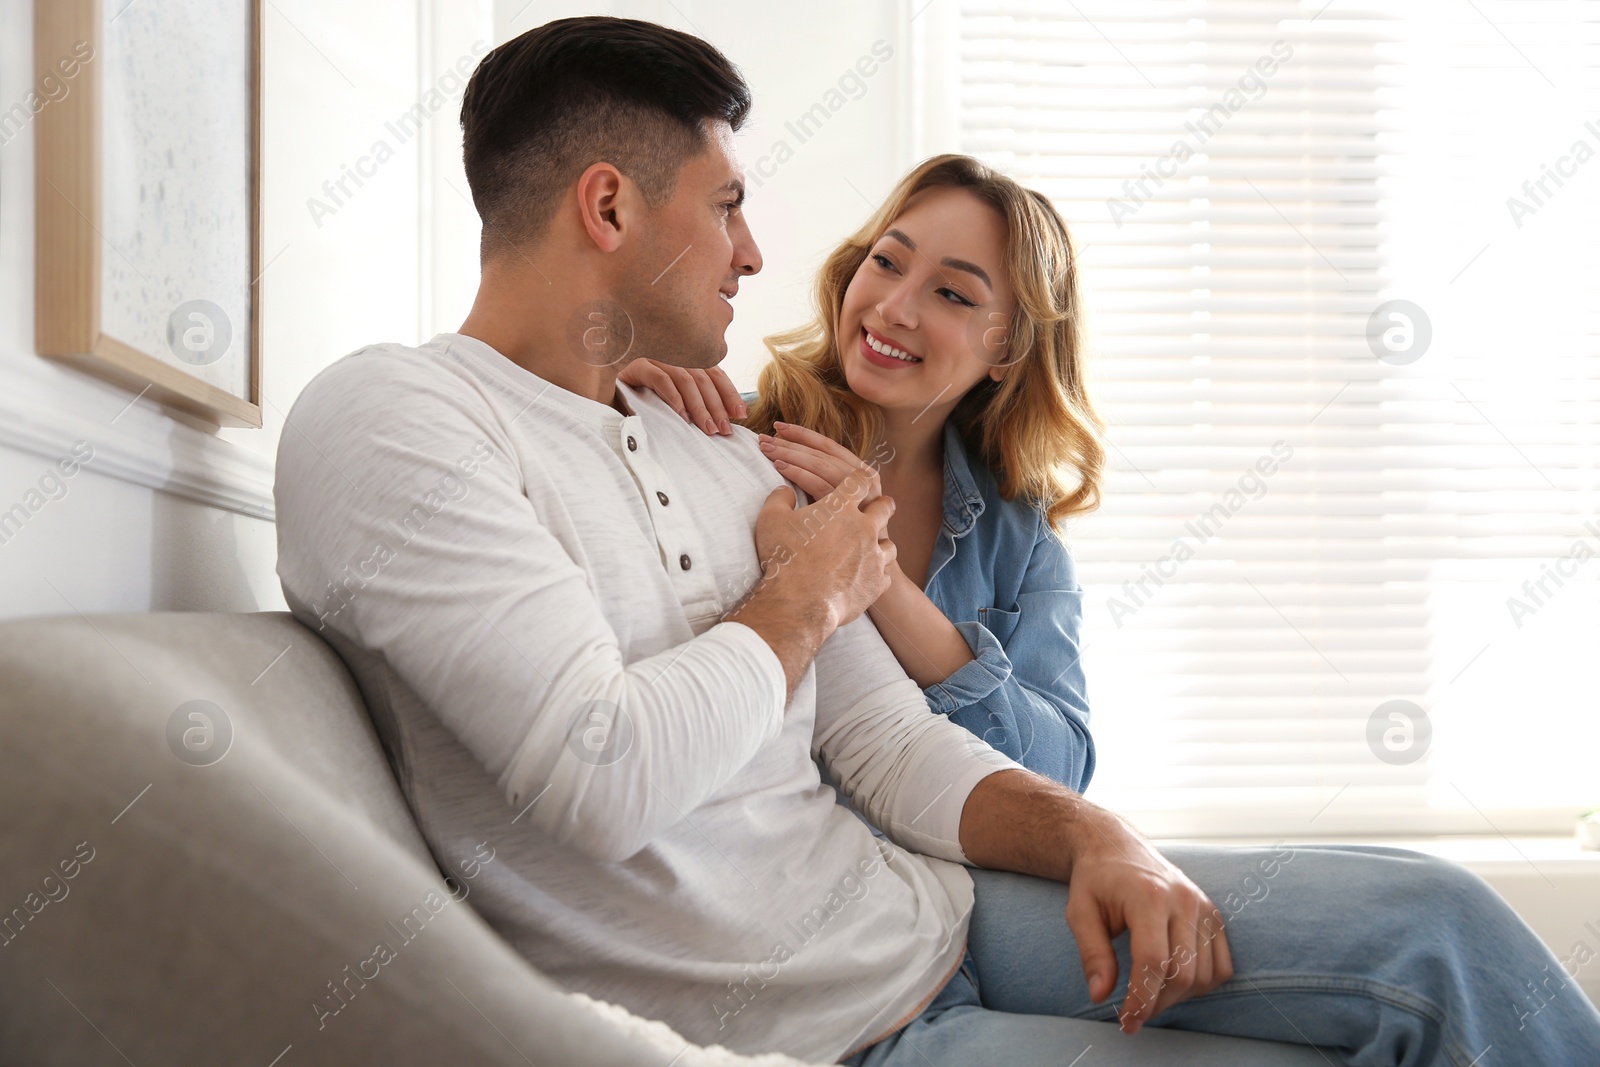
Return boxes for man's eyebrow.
[716,178,746,206]
[883,227,992,290]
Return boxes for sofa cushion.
[0,611,829,1066]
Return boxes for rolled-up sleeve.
[923,620,1014,712]
[924,516,1096,794]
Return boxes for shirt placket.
[618,417,722,622]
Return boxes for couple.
[273,15,1600,1066]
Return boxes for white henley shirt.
[273,332,1023,1062]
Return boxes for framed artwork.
[34,0,262,428]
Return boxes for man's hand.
[753,468,897,629]
[1062,804,1233,1033]
[725,466,896,699]
[957,769,1233,1034]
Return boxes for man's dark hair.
[460,17,751,259]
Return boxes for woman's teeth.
[865,331,920,362]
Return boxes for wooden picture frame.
[34,0,263,428]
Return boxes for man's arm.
[276,357,799,865]
[959,769,1235,1034]
[807,604,1233,1037]
[810,612,1026,863]
[721,566,832,701]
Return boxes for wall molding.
[0,357,276,521]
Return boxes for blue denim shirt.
[748,394,1095,794]
[917,418,1095,794]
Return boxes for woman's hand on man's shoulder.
[616,358,747,436]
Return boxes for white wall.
[0,0,489,620]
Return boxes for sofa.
[0,611,1330,1065]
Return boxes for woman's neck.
[877,407,948,491]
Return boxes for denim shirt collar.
[940,419,987,538]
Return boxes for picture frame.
[34,0,263,428]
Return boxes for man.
[274,16,1600,1065]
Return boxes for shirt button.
[656,491,669,506]
[679,554,691,571]
[626,436,637,452]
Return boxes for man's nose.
[733,217,763,276]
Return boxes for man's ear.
[575,162,629,253]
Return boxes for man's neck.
[457,258,631,415]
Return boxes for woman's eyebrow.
[883,227,993,291]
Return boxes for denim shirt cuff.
[924,620,1013,715]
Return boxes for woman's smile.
[859,325,923,368]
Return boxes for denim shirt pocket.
[976,605,1022,646]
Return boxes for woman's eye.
[939,288,977,308]
[871,252,896,271]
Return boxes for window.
[956,0,1600,836]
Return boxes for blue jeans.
[840,843,1600,1066]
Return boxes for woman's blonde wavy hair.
[741,154,1105,531]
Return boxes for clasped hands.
[620,357,1236,1033]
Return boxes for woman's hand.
[757,421,886,501]
[616,358,746,435]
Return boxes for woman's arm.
[918,515,1096,793]
[866,565,975,685]
[759,423,1097,792]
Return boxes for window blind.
[958,0,1600,837]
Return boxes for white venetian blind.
[958,0,1600,837]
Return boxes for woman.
[619,154,1104,793]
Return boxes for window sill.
[1157,833,1600,870]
